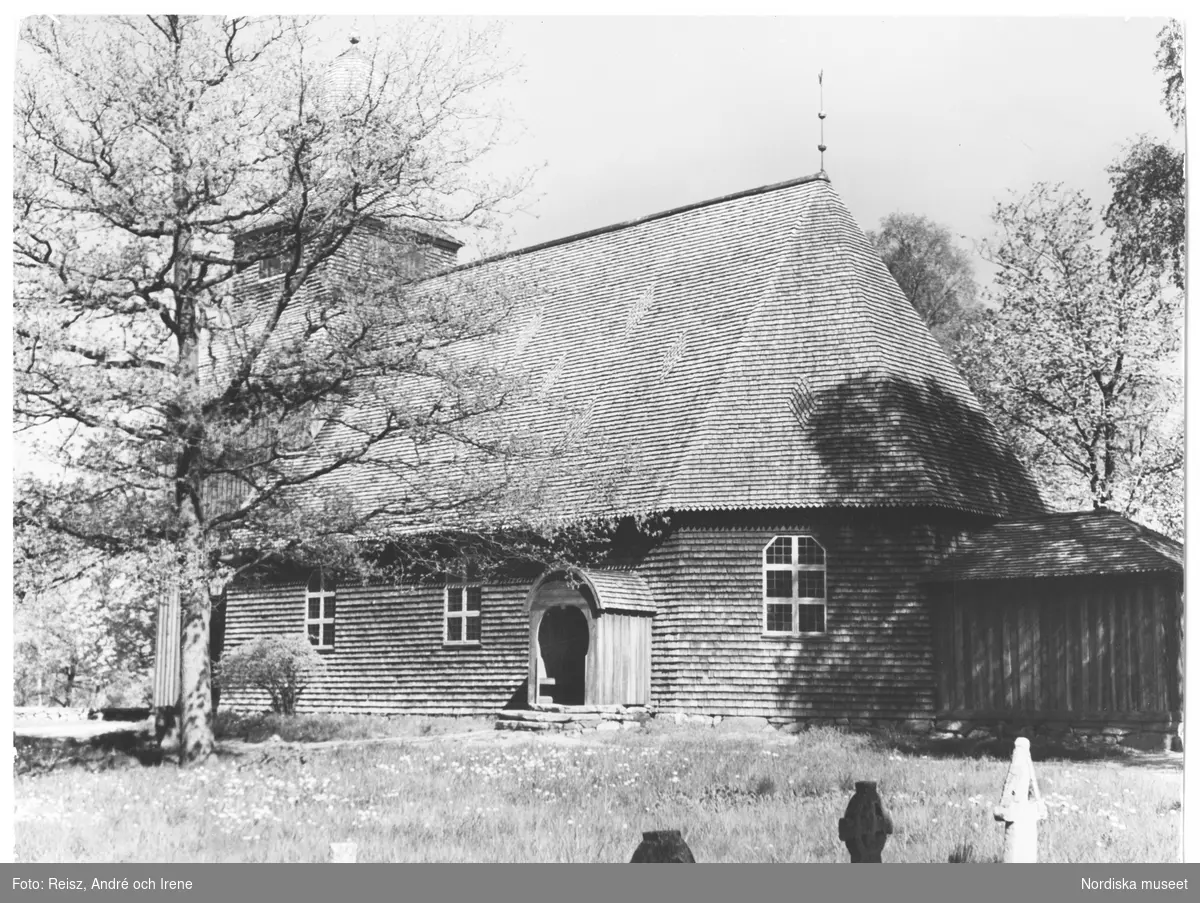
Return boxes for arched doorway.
[537,605,590,705]
[524,568,655,708]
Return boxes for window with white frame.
[305,570,336,650]
[763,535,826,635]
[445,584,482,645]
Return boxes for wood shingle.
[308,173,1043,527]
[927,510,1183,582]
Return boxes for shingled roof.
[311,173,1044,526]
[926,510,1183,582]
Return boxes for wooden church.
[216,169,1183,747]
[189,35,1184,749]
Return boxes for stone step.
[495,706,654,732]
[528,703,654,715]
[498,710,603,724]
[495,719,554,732]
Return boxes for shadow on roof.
[804,372,1043,517]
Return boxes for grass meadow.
[13,720,1182,863]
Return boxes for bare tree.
[955,21,1185,539]
[958,184,1182,537]
[14,15,536,763]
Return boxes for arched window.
[306,570,336,650]
[763,536,826,636]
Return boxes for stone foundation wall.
[660,713,937,733]
[654,710,1184,752]
[928,714,1183,752]
[500,705,1184,752]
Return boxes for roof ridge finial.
[817,70,827,174]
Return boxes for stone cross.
[993,737,1048,862]
[838,781,893,862]
[630,829,696,862]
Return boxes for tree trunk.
[179,574,214,764]
[61,661,77,708]
[178,518,215,764]
[169,37,212,764]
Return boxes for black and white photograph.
[10,13,1188,868]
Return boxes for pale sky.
[319,14,1179,287]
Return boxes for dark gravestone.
[838,781,893,862]
[630,829,696,862]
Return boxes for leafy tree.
[1105,19,1186,292]
[14,554,158,708]
[1154,19,1184,130]
[866,213,981,350]
[14,15,535,763]
[959,183,1182,537]
[217,635,326,716]
[1105,138,1185,292]
[956,20,1184,538]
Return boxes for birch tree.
[866,212,981,351]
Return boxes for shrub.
[217,635,327,715]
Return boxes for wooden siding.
[152,585,181,708]
[635,513,975,721]
[933,575,1183,719]
[221,511,983,720]
[222,578,529,715]
[587,612,652,706]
